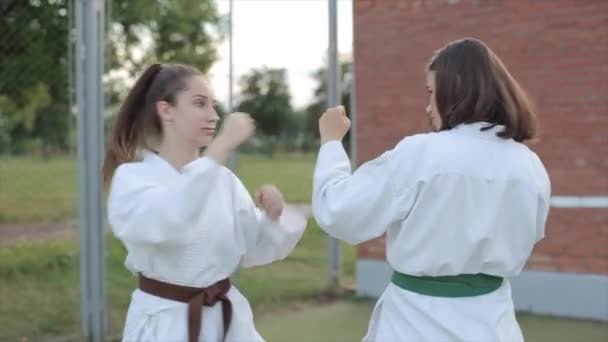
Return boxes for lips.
[201,127,216,135]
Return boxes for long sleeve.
[532,153,552,241]
[228,175,308,268]
[312,140,416,245]
[239,207,308,268]
[107,156,221,245]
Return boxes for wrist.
[205,137,233,164]
[216,134,238,150]
[267,210,281,222]
[321,136,342,145]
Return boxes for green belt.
[391,271,503,297]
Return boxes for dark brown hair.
[427,38,537,142]
[102,63,202,184]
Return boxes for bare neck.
[156,140,199,171]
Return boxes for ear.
[156,100,175,124]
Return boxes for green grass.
[257,300,374,342]
[235,153,316,204]
[0,239,82,337]
[256,301,608,342]
[0,152,323,339]
[0,153,315,223]
[0,222,356,341]
[517,312,608,341]
[1,154,607,341]
[0,156,78,223]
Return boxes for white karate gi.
[107,150,307,341]
[313,123,551,341]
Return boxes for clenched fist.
[205,112,255,164]
[319,105,351,145]
[255,185,284,221]
[216,112,256,150]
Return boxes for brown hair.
[427,38,537,142]
[102,63,202,184]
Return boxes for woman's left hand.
[255,185,284,221]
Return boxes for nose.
[426,105,431,115]
[207,107,220,122]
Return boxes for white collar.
[450,122,509,141]
[141,149,182,176]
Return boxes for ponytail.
[102,63,163,185]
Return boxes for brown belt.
[138,274,233,342]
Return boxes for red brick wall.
[353,0,608,275]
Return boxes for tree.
[0,0,72,155]
[0,0,223,156]
[236,67,294,137]
[108,0,222,78]
[306,60,353,150]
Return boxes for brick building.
[351,0,607,320]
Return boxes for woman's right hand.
[217,112,256,150]
[205,112,255,164]
[319,105,351,145]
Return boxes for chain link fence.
[0,1,355,340]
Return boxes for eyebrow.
[193,95,218,105]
